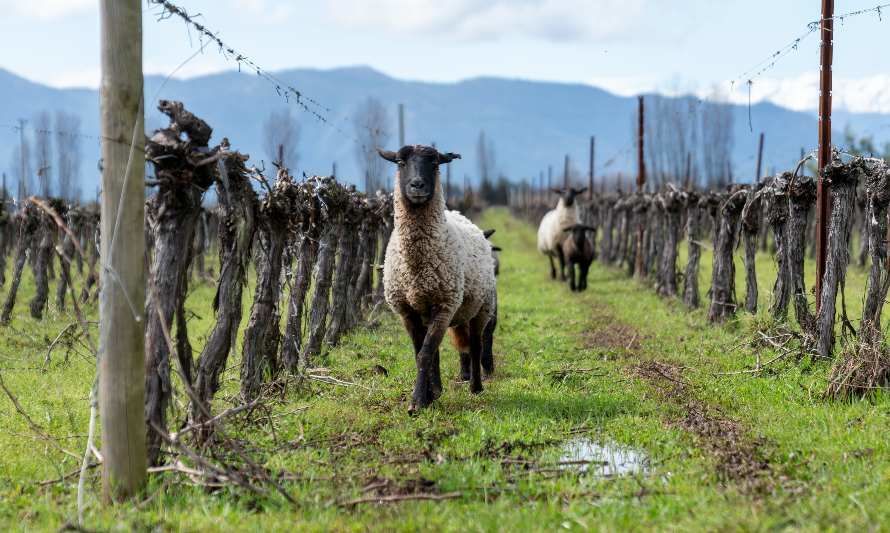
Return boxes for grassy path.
[1,208,888,530]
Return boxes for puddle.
[558,438,650,477]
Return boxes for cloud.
[326,0,645,42]
[722,73,890,114]
[588,72,890,115]
[0,0,94,19]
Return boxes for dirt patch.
[582,307,645,356]
[633,360,781,496]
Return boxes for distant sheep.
[561,224,596,292]
[537,187,587,280]
[379,145,497,412]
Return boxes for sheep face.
[564,224,595,252]
[552,187,588,207]
[379,145,460,206]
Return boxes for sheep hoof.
[409,387,435,413]
[470,381,484,394]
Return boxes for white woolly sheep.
[537,187,587,280]
[378,145,497,413]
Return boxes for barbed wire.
[146,0,366,147]
[731,2,890,89]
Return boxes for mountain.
[1,66,889,197]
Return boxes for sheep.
[479,229,501,377]
[537,187,587,280]
[561,224,596,292]
[378,145,497,413]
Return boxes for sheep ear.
[551,188,564,195]
[562,224,578,232]
[491,246,502,252]
[437,151,461,164]
[483,229,496,239]
[377,149,399,163]
[574,187,588,195]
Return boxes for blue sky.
[2,0,890,112]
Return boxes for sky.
[2,0,890,112]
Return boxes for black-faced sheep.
[378,145,497,413]
[537,187,587,280]
[562,224,596,292]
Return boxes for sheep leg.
[431,349,443,399]
[410,308,451,413]
[468,314,486,394]
[568,260,577,291]
[403,311,441,404]
[548,254,557,280]
[556,246,566,281]
[450,325,472,381]
[481,304,497,377]
[580,261,590,291]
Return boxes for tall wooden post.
[815,0,834,312]
[635,96,646,277]
[755,132,765,183]
[548,165,553,191]
[563,154,570,189]
[588,136,595,200]
[17,118,27,199]
[398,103,405,147]
[99,0,147,501]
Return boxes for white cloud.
[47,67,100,89]
[589,72,890,114]
[721,73,890,114]
[326,0,645,42]
[0,0,94,19]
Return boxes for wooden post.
[98,0,146,501]
[398,103,405,147]
[563,154,570,189]
[635,95,646,277]
[588,136,595,200]
[548,165,553,191]
[815,0,834,312]
[332,161,337,178]
[17,118,27,199]
[684,152,692,190]
[755,132,765,183]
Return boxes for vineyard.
[0,96,889,529]
[5,0,890,531]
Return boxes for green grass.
[0,208,888,531]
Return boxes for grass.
[0,207,888,531]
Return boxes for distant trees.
[33,111,52,197]
[8,123,31,200]
[353,97,392,193]
[55,111,82,201]
[636,88,734,190]
[700,88,735,189]
[262,108,300,170]
[5,110,85,202]
[844,125,890,160]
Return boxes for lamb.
[537,187,587,280]
[378,145,497,413]
[561,225,596,292]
